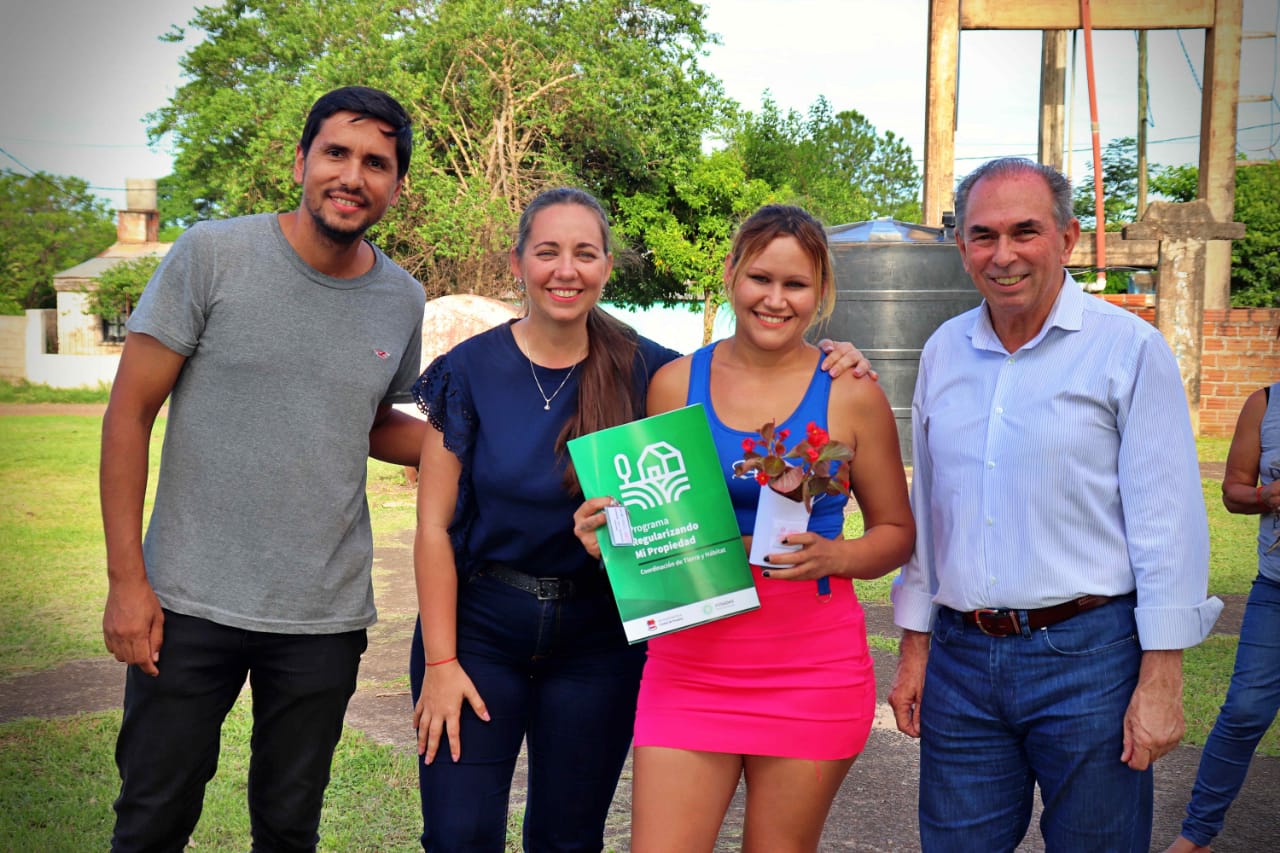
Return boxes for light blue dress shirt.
[892,274,1222,649]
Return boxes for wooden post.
[1124,200,1245,433]
[923,0,960,226]
[1039,30,1068,171]
[1200,0,1243,310]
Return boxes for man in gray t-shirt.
[100,86,426,852]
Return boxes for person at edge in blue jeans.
[887,157,1223,852]
[406,187,872,853]
[1165,380,1280,853]
[100,87,428,852]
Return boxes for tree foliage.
[151,0,720,298]
[614,148,776,341]
[1077,141,1280,307]
[150,0,926,311]
[1072,136,1147,231]
[87,256,162,319]
[1227,162,1280,307]
[726,94,921,227]
[0,172,115,315]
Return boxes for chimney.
[117,178,160,243]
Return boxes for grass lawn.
[0,411,428,850]
[0,410,1274,849]
[0,380,111,404]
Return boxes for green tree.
[1073,136,1146,231]
[150,0,719,298]
[1079,152,1280,307]
[0,171,115,314]
[726,94,921,227]
[1152,161,1280,307]
[1228,162,1280,306]
[614,148,776,341]
[87,256,162,319]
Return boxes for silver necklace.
[524,338,578,411]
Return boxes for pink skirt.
[634,565,875,761]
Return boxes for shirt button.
[995,406,1004,415]
[1007,357,1015,364]
[986,460,996,469]
[989,576,997,585]
[985,517,993,526]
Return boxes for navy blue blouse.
[414,320,679,579]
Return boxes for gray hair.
[514,187,613,256]
[953,157,1074,234]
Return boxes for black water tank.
[824,217,981,465]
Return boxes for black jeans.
[111,610,367,853]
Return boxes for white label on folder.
[605,504,634,546]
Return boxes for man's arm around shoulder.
[101,333,186,676]
[369,405,427,468]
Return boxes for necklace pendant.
[543,401,551,411]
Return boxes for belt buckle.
[535,578,564,600]
[974,608,1019,637]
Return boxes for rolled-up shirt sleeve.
[1118,332,1222,649]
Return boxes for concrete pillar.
[1124,200,1245,434]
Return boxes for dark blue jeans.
[111,610,366,853]
[919,595,1150,852]
[1180,574,1280,845]
[409,572,645,853]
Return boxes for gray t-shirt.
[126,213,424,633]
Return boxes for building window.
[102,314,128,344]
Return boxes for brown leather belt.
[958,594,1118,637]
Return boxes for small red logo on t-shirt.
[374,349,390,360]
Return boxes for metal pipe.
[1081,0,1107,291]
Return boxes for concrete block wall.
[0,315,26,381]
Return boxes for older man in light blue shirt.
[889,157,1221,852]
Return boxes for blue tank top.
[1258,383,1280,583]
[685,343,848,538]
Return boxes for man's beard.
[306,196,369,247]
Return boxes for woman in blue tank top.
[576,204,915,851]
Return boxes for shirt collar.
[968,270,1083,354]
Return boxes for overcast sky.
[1,0,1276,212]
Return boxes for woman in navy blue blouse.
[407,187,867,852]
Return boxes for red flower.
[732,419,854,512]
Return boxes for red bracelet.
[425,655,457,667]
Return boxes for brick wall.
[1200,308,1280,436]
[1101,295,1280,437]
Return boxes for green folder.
[568,404,759,643]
